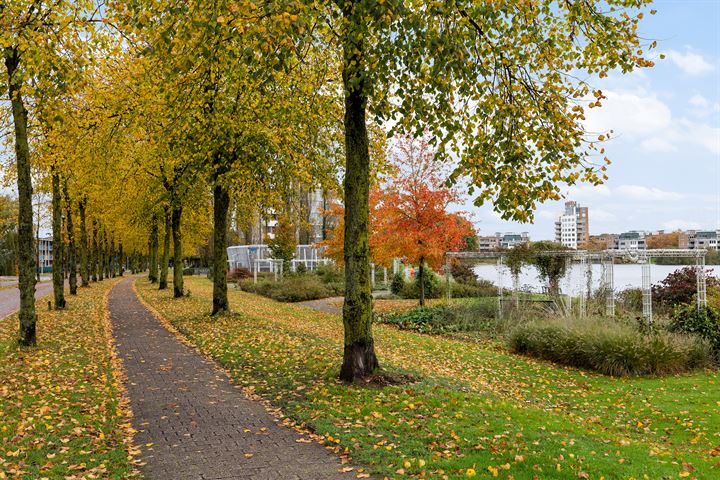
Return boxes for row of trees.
[2,0,657,380]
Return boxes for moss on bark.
[339,4,378,381]
[5,48,37,345]
[212,182,229,315]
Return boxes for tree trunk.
[98,228,105,281]
[149,214,159,282]
[5,48,37,345]
[418,257,425,307]
[339,7,378,382]
[212,182,229,315]
[91,220,98,282]
[63,181,77,295]
[159,208,170,290]
[51,166,66,308]
[108,234,115,278]
[118,242,124,276]
[79,201,88,286]
[171,204,183,298]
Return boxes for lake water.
[473,264,720,295]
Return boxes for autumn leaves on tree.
[2,0,658,382]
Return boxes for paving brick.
[108,279,356,480]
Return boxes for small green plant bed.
[509,317,713,376]
[238,271,343,302]
[390,269,498,300]
[377,299,507,336]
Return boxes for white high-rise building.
[554,201,589,249]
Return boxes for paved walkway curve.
[0,281,55,320]
[108,278,352,480]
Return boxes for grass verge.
[137,277,720,479]
[0,278,139,479]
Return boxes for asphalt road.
[0,281,55,320]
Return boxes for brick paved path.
[108,278,352,480]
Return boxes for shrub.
[508,318,712,376]
[378,299,501,335]
[238,275,342,302]
[668,303,720,352]
[652,266,718,311]
[617,287,643,312]
[228,267,252,282]
[401,268,442,299]
[316,263,344,284]
[390,273,405,295]
[449,279,498,298]
[450,262,477,285]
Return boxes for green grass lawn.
[0,278,138,480]
[138,277,720,479]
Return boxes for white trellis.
[445,249,709,322]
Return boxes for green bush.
[390,272,405,295]
[401,268,442,299]
[378,299,508,336]
[449,280,498,298]
[617,287,643,312]
[668,303,720,352]
[238,274,342,302]
[450,262,477,284]
[316,264,343,284]
[508,318,711,376]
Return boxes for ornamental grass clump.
[238,274,343,302]
[508,317,712,376]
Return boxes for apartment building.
[37,236,52,273]
[616,231,646,250]
[477,232,529,251]
[554,201,589,249]
[679,230,720,250]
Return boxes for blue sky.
[464,0,720,240]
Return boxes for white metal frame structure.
[253,258,284,283]
[445,249,708,321]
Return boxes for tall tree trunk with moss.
[212,181,229,315]
[98,228,105,281]
[5,48,37,345]
[79,200,88,286]
[339,4,378,381]
[118,242,124,276]
[159,208,170,290]
[171,204,183,298]
[51,167,66,309]
[63,181,77,295]
[107,235,113,278]
[148,214,159,283]
[91,220,98,282]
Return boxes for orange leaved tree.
[323,135,475,306]
[379,136,475,306]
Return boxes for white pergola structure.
[444,249,708,322]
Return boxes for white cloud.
[584,90,671,136]
[679,119,720,155]
[640,137,677,153]
[590,208,617,222]
[687,94,720,117]
[567,184,611,200]
[664,49,715,76]
[662,219,702,231]
[614,185,685,202]
[584,88,720,156]
[689,94,709,108]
